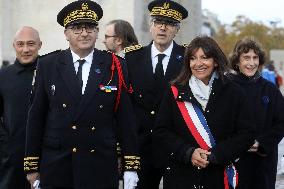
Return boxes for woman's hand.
[191,148,211,169]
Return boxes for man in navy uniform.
[24,1,140,189]
[0,26,42,189]
[124,0,189,188]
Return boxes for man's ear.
[64,29,69,41]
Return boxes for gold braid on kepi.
[124,156,141,171]
[57,0,103,27]
[148,0,188,23]
[24,156,40,173]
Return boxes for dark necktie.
[77,59,86,90]
[154,54,166,83]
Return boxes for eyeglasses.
[69,24,97,34]
[152,19,179,29]
[104,34,117,39]
[190,56,211,63]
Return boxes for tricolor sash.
[171,86,238,189]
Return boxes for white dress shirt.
[151,41,174,74]
[71,49,94,94]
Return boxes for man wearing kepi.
[124,0,188,188]
[24,1,140,189]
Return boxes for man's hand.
[26,172,40,189]
[123,171,139,189]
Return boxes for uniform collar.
[71,49,94,64]
[151,41,173,59]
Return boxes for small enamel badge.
[99,85,117,92]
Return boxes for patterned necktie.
[77,59,86,90]
[154,53,166,83]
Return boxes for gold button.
[72,148,77,152]
[72,125,77,130]
[62,104,67,108]
[90,149,95,153]
[91,127,95,131]
[150,111,155,115]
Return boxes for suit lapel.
[74,49,105,120]
[57,49,81,103]
[144,44,155,84]
[165,42,184,81]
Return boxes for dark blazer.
[153,77,255,189]
[0,60,36,189]
[24,49,139,189]
[231,74,284,189]
[125,41,185,167]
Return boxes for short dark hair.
[107,20,138,48]
[173,36,228,86]
[229,36,266,72]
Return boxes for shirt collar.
[71,49,94,64]
[151,41,173,59]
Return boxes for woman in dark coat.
[229,37,284,189]
[153,36,255,189]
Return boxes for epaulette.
[182,43,188,48]
[39,50,62,58]
[124,44,143,53]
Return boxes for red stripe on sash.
[171,86,209,150]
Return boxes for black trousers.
[137,163,164,189]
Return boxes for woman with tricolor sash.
[153,36,255,189]
[229,37,284,189]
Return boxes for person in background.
[1,60,10,69]
[153,36,254,189]
[103,19,138,58]
[229,36,284,189]
[261,62,277,85]
[124,0,189,188]
[24,1,140,189]
[0,26,42,189]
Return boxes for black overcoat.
[232,74,284,189]
[0,60,36,189]
[153,77,255,189]
[24,49,139,189]
[125,41,185,167]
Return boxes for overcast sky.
[202,0,284,27]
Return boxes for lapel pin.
[176,55,183,61]
[95,68,101,74]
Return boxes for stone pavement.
[276,174,284,189]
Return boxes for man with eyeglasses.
[124,0,188,188]
[24,1,140,189]
[103,20,138,58]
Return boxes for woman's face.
[237,49,259,77]
[189,48,217,85]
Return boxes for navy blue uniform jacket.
[125,41,185,167]
[24,49,139,189]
